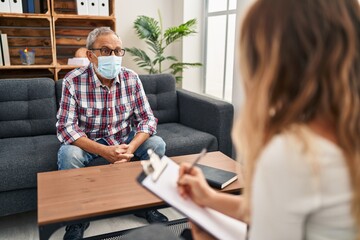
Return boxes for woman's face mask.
[94,55,122,80]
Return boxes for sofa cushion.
[55,78,63,109]
[0,135,60,192]
[157,123,218,157]
[139,74,178,124]
[0,78,57,138]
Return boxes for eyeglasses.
[90,47,126,57]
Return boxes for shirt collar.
[88,63,121,89]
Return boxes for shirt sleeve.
[249,136,320,240]
[132,77,157,135]
[56,80,87,144]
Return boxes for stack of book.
[0,32,10,66]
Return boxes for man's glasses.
[90,47,126,57]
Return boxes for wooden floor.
[0,208,184,240]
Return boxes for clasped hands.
[103,144,134,164]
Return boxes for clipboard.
[137,150,247,240]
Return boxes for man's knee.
[57,144,87,170]
[149,136,166,157]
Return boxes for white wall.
[182,0,204,92]
[115,0,183,74]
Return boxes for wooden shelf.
[0,0,115,80]
[0,13,50,19]
[53,14,115,20]
[57,64,85,69]
[0,65,54,69]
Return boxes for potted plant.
[125,12,202,84]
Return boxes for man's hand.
[101,144,134,164]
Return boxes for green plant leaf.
[134,16,161,42]
[169,62,202,75]
[164,19,197,46]
[125,47,155,74]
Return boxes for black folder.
[196,164,238,189]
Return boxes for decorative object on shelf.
[67,47,89,66]
[19,48,35,65]
[125,11,202,83]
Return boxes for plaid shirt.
[56,64,157,145]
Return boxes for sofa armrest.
[177,89,234,157]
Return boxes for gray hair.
[86,27,120,49]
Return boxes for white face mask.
[94,55,122,79]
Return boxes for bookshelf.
[0,0,116,80]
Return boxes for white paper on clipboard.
[137,156,247,240]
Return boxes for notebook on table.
[196,164,238,189]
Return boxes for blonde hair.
[233,0,360,236]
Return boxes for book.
[34,0,41,13]
[196,163,238,189]
[1,34,10,66]
[0,33,3,66]
[27,0,35,13]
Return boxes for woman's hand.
[177,162,216,207]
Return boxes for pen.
[186,148,207,174]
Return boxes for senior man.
[56,27,168,240]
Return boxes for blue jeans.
[57,131,166,170]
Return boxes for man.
[56,27,168,240]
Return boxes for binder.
[27,0,35,13]
[22,0,28,13]
[1,34,10,66]
[34,0,40,13]
[76,0,88,15]
[88,0,99,16]
[0,0,11,13]
[9,0,23,13]
[0,34,4,66]
[98,0,109,16]
[137,150,247,240]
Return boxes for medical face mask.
[94,55,122,79]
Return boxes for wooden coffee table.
[37,151,244,239]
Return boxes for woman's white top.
[249,127,357,240]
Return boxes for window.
[204,0,238,102]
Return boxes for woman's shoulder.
[257,125,344,171]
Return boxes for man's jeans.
[58,131,166,170]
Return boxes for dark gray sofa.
[0,73,233,217]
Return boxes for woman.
[178,0,360,239]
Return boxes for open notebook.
[137,156,247,240]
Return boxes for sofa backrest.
[0,78,57,138]
[56,73,179,124]
[139,74,178,123]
